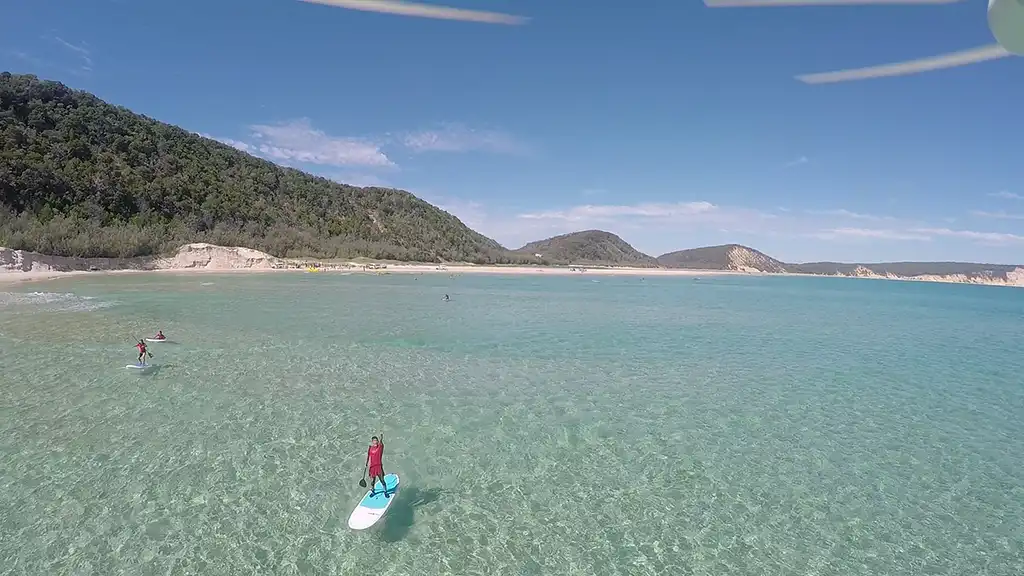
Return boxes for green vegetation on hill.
[516,230,659,267]
[0,72,537,263]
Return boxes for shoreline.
[2,242,1022,289]
[0,263,743,287]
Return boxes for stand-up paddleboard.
[145,338,169,343]
[125,363,154,371]
[348,473,400,530]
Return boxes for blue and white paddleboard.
[125,363,153,370]
[348,473,400,530]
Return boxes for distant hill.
[657,244,789,273]
[0,72,534,264]
[791,261,1021,278]
[516,230,658,267]
[789,261,1023,283]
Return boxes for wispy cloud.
[988,191,1023,200]
[506,200,780,248]
[297,0,528,25]
[785,156,808,167]
[805,208,896,221]
[813,227,932,242]
[912,227,1024,245]
[813,226,1024,246]
[203,119,526,169]
[519,201,723,222]
[203,135,253,153]
[250,119,393,167]
[5,50,47,68]
[326,172,390,188]
[433,194,1024,257]
[207,119,393,168]
[969,210,1024,220]
[50,36,93,74]
[400,124,529,155]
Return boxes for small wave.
[0,291,115,312]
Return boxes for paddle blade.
[297,0,528,25]
[796,44,1010,83]
[704,0,961,6]
[358,478,367,488]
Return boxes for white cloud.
[910,227,1024,245]
[970,210,1024,220]
[400,124,529,155]
[813,227,932,241]
[202,134,253,153]
[247,119,393,167]
[805,208,896,221]
[204,119,524,169]
[431,195,1024,259]
[326,173,390,188]
[988,191,1023,200]
[785,156,808,167]
[812,225,1024,246]
[518,201,735,223]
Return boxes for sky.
[3,0,1024,264]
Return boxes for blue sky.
[3,0,1023,263]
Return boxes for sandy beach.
[0,261,739,287]
[4,243,1021,288]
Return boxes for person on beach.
[135,339,151,365]
[366,434,390,498]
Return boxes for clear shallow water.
[1,272,1022,575]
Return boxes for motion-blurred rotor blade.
[298,0,528,24]
[704,0,960,7]
[796,44,1010,83]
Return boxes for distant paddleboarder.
[135,339,152,365]
[365,434,390,498]
[443,294,450,301]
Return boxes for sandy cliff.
[830,265,1024,287]
[151,243,286,270]
[0,243,288,274]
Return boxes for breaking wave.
[0,291,115,312]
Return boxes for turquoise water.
[1,272,1022,575]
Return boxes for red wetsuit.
[367,444,384,478]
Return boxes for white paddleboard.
[145,338,169,343]
[348,473,400,530]
[125,363,153,370]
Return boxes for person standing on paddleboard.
[365,434,390,498]
[135,339,152,365]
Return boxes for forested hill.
[0,72,527,262]
[517,230,659,266]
